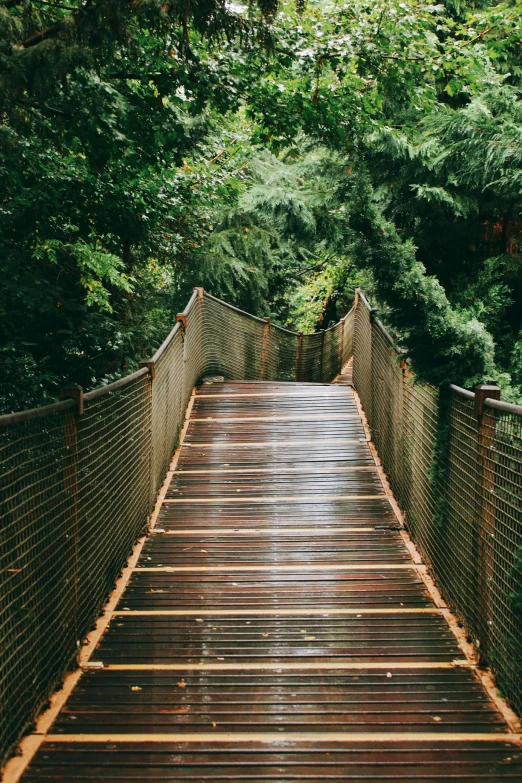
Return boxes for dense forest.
[1,0,521,411]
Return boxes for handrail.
[373,316,402,355]
[150,287,199,363]
[204,291,304,336]
[359,296,520,409]
[151,322,182,364]
[83,367,150,402]
[0,398,75,427]
[324,322,340,334]
[269,321,301,336]
[356,287,373,311]
[484,396,522,415]
[180,287,199,317]
[203,291,271,325]
[449,384,476,401]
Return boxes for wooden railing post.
[176,313,188,331]
[59,384,83,656]
[139,360,156,379]
[338,317,345,373]
[474,383,501,662]
[295,331,303,382]
[261,318,271,380]
[138,362,155,508]
[319,329,325,382]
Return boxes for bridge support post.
[139,360,156,379]
[59,384,83,658]
[319,329,325,382]
[261,318,271,380]
[339,317,345,373]
[474,383,501,664]
[295,331,303,382]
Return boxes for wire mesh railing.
[352,289,522,719]
[0,287,352,767]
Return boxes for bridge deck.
[20,382,521,780]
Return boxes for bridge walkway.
[20,381,521,781]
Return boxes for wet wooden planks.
[22,741,522,781]
[19,381,521,782]
[93,615,462,664]
[52,668,506,733]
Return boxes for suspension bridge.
[1,289,521,781]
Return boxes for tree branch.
[20,19,65,48]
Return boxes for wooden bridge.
[2,290,522,781]
[9,379,520,781]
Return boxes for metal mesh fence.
[341,311,354,368]
[322,322,343,383]
[265,324,299,382]
[484,404,522,713]
[201,293,266,380]
[299,331,324,382]
[150,326,184,498]
[0,403,79,765]
[369,320,405,499]
[77,372,152,639]
[353,293,372,419]
[352,290,522,718]
[0,288,350,767]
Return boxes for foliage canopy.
[1,0,522,409]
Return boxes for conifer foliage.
[1,0,522,409]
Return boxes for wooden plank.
[176,466,377,474]
[152,527,380,534]
[43,732,519,743]
[182,439,367,448]
[95,662,471,671]
[112,608,444,616]
[134,564,420,572]
[162,495,387,504]
[194,391,352,398]
[190,414,360,423]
